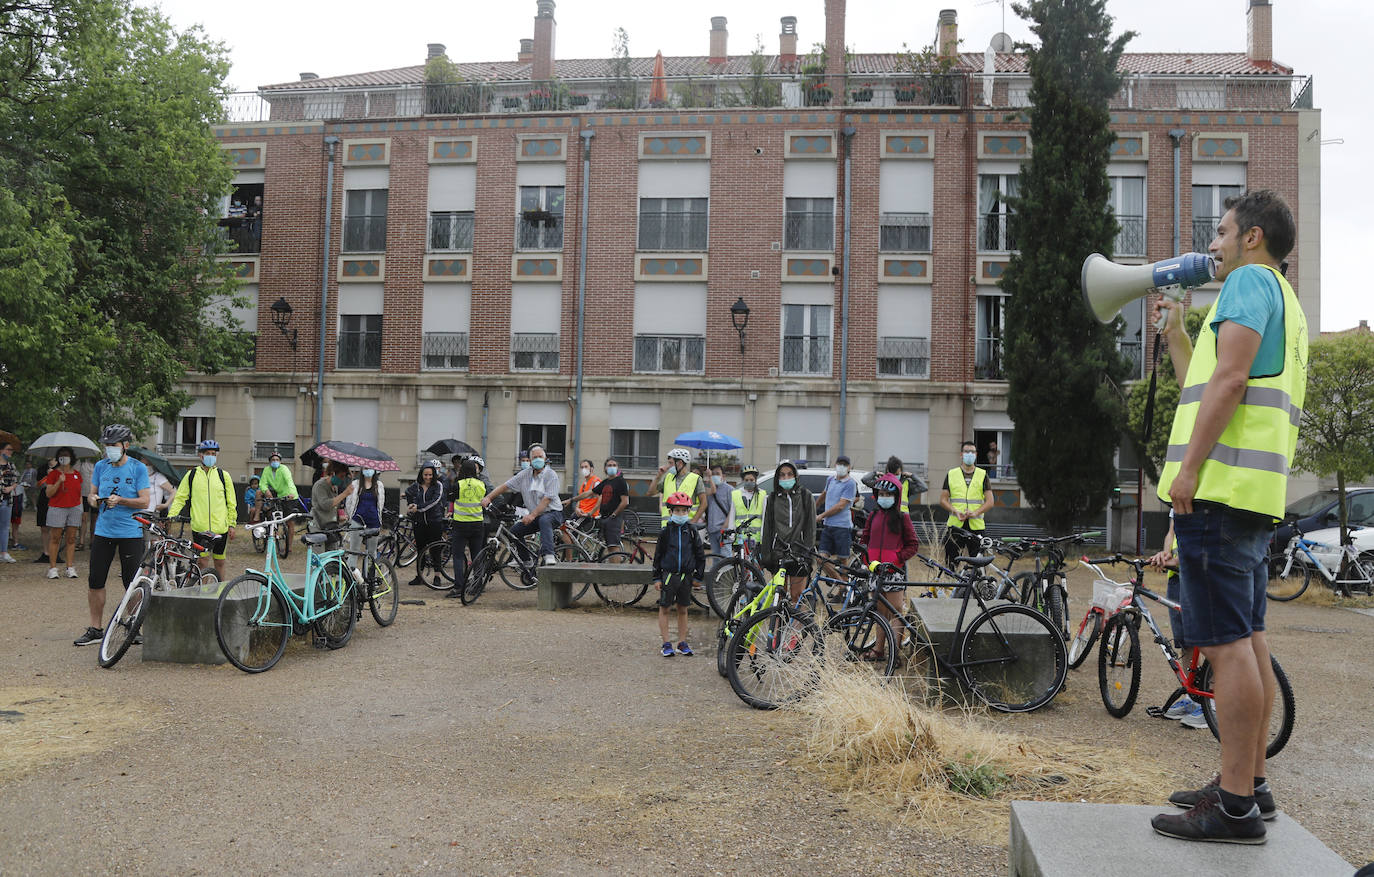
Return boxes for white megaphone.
[1081,252,1216,329]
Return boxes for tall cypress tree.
[1001,0,1134,532]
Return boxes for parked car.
[1272,488,1374,558]
[1285,523,1374,572]
[756,466,871,506]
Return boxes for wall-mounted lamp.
[270,296,298,350]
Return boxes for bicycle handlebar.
[245,512,310,530]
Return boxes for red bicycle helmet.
[665,491,693,508]
[875,474,902,492]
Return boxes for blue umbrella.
[674,430,743,467]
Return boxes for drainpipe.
[837,124,856,457]
[481,390,489,463]
[571,127,594,470]
[315,135,340,448]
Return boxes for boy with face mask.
[651,492,704,657]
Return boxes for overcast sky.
[140,0,1367,331]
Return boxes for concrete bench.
[1009,800,1352,876]
[142,574,308,664]
[536,562,654,611]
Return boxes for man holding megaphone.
[1146,190,1307,846]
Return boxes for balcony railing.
[976,338,1005,380]
[428,212,474,252]
[342,216,387,253]
[612,454,659,471]
[633,335,705,374]
[784,212,834,251]
[1115,214,1145,258]
[878,213,932,253]
[516,215,563,251]
[637,211,708,251]
[978,212,1018,252]
[876,336,930,378]
[157,442,200,456]
[217,218,261,254]
[252,441,296,460]
[422,332,469,370]
[511,333,559,371]
[1192,217,1217,253]
[782,336,831,375]
[337,330,382,369]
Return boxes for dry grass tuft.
[0,686,162,783]
[785,658,1178,845]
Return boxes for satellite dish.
[990,32,1014,53]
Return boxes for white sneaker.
[1164,695,1196,721]
[66,567,79,579]
[47,567,60,579]
[0,553,15,563]
[542,554,557,566]
[1180,703,1209,729]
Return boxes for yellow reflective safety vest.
[945,466,988,530]
[899,478,911,515]
[169,466,238,535]
[661,468,702,523]
[452,477,486,522]
[732,488,764,542]
[1157,264,1307,521]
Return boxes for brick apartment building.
[181,0,1320,509]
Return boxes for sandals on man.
[860,648,887,663]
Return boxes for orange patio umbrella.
[649,50,667,104]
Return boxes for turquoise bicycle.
[214,512,357,673]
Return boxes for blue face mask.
[669,513,689,525]
[877,495,895,509]
[778,478,796,491]
[520,460,531,470]
[105,445,124,463]
[270,459,281,469]
[605,465,618,476]
[202,455,217,468]
[531,458,546,470]
[363,468,376,478]
[962,452,977,466]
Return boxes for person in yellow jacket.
[168,439,238,580]
[1149,190,1307,845]
[649,448,704,526]
[939,440,991,570]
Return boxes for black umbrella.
[424,438,477,458]
[127,446,185,485]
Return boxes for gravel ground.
[0,545,1370,875]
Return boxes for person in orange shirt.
[567,459,602,538]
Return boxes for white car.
[756,467,871,509]
[1288,523,1374,570]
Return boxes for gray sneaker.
[73,627,103,647]
[1152,790,1266,844]
[1170,774,1277,821]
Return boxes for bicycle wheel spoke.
[958,604,1066,712]
[727,608,823,710]
[215,574,290,672]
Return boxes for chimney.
[532,0,556,82]
[299,72,318,81]
[824,0,845,89]
[518,38,534,62]
[709,16,728,64]
[427,43,446,60]
[938,9,958,58]
[779,16,798,67]
[1247,0,1272,65]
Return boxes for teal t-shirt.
[1210,264,1285,377]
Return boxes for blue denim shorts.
[818,525,852,558]
[1174,502,1272,648]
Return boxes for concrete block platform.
[536,562,653,611]
[143,573,308,664]
[1009,800,1352,877]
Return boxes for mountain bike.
[213,513,357,673]
[997,531,1100,639]
[1266,522,1374,601]
[1086,555,1295,758]
[342,523,399,626]
[253,496,294,558]
[378,510,418,568]
[457,508,562,604]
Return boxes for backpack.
[186,467,232,501]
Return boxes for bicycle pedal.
[1145,705,1165,719]
[312,635,329,650]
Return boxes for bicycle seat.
[955,555,996,568]
[301,532,330,546]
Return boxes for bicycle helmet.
[667,448,692,464]
[665,491,693,508]
[874,474,902,493]
[100,424,133,444]
[468,454,485,469]
[196,439,220,452]
[740,465,759,477]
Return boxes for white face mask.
[835,464,849,477]
[581,467,591,478]
[58,456,71,466]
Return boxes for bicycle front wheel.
[1097,612,1141,718]
[420,542,453,591]
[251,528,266,554]
[1265,562,1311,601]
[725,606,823,710]
[621,509,643,538]
[1066,609,1102,670]
[957,603,1067,713]
[707,557,765,619]
[592,551,647,607]
[822,608,896,676]
[499,538,538,590]
[313,557,357,649]
[364,556,399,626]
[215,574,290,673]
[99,577,151,669]
[461,545,495,605]
[1198,654,1295,759]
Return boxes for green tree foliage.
[1001,0,1134,532]
[1292,333,1374,592]
[1125,306,1207,481]
[0,0,240,442]
[605,28,635,109]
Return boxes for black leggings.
[88,535,144,591]
[413,521,444,571]
[449,521,485,586]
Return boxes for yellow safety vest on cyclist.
[169,466,237,535]
[899,478,910,515]
[661,468,701,524]
[1156,265,1307,521]
[945,466,987,531]
[452,478,486,522]
[732,489,763,543]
